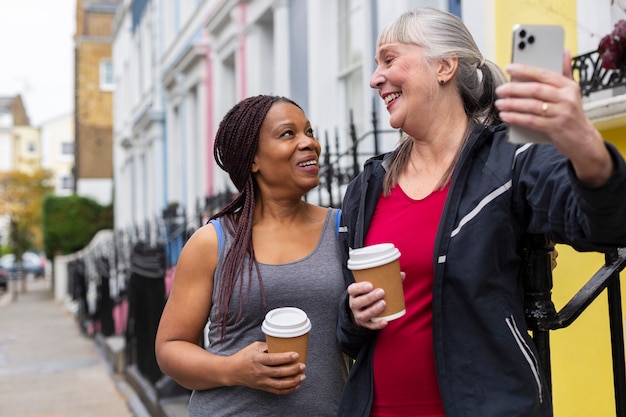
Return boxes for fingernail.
[299,364,306,372]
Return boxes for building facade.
[112,0,442,230]
[11,125,42,174]
[74,0,118,206]
[0,95,34,247]
[0,95,31,173]
[40,113,76,196]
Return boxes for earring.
[439,79,445,85]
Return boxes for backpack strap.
[335,208,342,236]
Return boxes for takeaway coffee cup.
[262,307,311,364]
[347,243,405,322]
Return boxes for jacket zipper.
[505,315,544,403]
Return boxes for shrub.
[42,195,113,259]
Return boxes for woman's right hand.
[347,272,406,329]
[229,341,306,395]
[347,281,389,330]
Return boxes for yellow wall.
[550,246,616,417]
[492,1,625,416]
[494,0,577,72]
[602,126,626,150]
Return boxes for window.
[338,0,365,136]
[27,141,36,153]
[100,59,114,91]
[338,0,363,70]
[61,142,74,155]
[61,176,74,190]
[0,109,12,127]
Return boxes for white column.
[273,0,290,96]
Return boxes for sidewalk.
[0,277,151,417]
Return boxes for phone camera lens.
[528,35,535,44]
[518,41,526,50]
[520,30,526,38]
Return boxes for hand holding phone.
[507,24,564,144]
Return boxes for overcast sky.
[0,1,76,126]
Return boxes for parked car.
[0,268,7,291]
[0,252,46,279]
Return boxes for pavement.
[0,276,157,417]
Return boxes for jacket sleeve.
[336,178,376,359]
[514,142,626,251]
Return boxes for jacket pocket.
[505,315,543,403]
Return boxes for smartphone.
[507,24,564,144]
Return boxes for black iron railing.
[523,235,626,416]
[572,50,626,96]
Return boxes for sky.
[0,1,76,126]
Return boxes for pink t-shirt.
[365,183,449,417]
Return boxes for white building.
[0,95,31,172]
[112,0,433,232]
[0,95,34,247]
[0,100,14,173]
[40,113,75,196]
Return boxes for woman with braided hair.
[156,95,347,416]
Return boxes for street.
[0,276,148,417]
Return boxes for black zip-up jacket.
[337,123,626,417]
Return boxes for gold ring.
[541,102,549,117]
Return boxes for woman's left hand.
[495,50,614,187]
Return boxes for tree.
[0,169,54,255]
[42,195,113,260]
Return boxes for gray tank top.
[188,208,347,417]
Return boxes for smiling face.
[370,42,440,136]
[251,101,321,198]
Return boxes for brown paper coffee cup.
[348,243,405,322]
[264,333,309,364]
[262,307,311,364]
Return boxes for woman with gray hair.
[337,7,626,417]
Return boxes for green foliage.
[0,244,11,257]
[42,195,113,259]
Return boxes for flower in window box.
[598,20,626,70]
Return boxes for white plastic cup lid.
[347,243,401,270]
[262,307,311,338]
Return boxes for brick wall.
[74,0,115,181]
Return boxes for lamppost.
[10,219,19,302]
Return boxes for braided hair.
[210,95,301,341]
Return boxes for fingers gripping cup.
[262,307,311,364]
[347,243,405,322]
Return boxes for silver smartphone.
[507,24,564,144]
